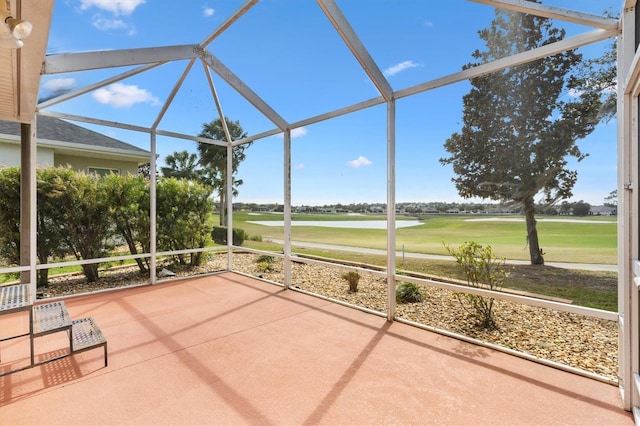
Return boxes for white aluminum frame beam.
[317,0,393,102]
[38,110,227,149]
[291,96,386,131]
[232,128,284,147]
[233,28,615,148]
[203,64,233,143]
[469,0,619,30]
[230,96,387,148]
[203,60,236,263]
[37,110,151,134]
[198,48,288,131]
[152,58,197,130]
[201,0,259,48]
[38,63,164,109]
[396,28,616,100]
[42,45,200,74]
[156,129,226,147]
[623,41,640,96]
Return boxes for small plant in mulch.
[256,255,276,272]
[396,281,424,303]
[342,271,360,292]
[444,241,507,330]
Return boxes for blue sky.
[41,0,621,206]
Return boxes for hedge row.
[0,167,216,287]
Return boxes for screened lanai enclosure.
[3,0,640,419]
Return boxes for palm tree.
[197,117,249,226]
[161,150,203,181]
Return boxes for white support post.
[625,93,639,410]
[386,99,396,321]
[150,131,157,284]
[618,2,636,411]
[283,129,292,289]
[29,120,37,300]
[227,141,233,270]
[618,92,632,408]
[20,118,37,302]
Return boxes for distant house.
[0,115,150,175]
[590,205,616,216]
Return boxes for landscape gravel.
[43,252,618,381]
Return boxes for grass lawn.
[237,213,618,312]
[233,212,617,264]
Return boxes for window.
[88,167,120,176]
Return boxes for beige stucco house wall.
[0,140,54,168]
[0,115,150,175]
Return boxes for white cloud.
[91,15,127,31]
[424,20,434,28]
[291,127,308,138]
[43,78,76,91]
[347,156,372,168]
[79,0,142,33]
[383,60,419,77]
[80,0,145,16]
[92,83,160,108]
[203,6,215,17]
[293,163,305,170]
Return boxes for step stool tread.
[71,317,106,352]
[32,301,72,336]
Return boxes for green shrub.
[237,228,248,244]
[45,170,114,283]
[256,261,270,272]
[256,254,275,264]
[212,226,247,246]
[249,234,263,242]
[256,254,275,272]
[104,173,150,273]
[396,281,424,303]
[157,177,215,266]
[342,270,360,292]
[0,167,20,268]
[444,241,506,330]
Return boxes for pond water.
[246,220,422,229]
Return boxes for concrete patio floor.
[0,272,633,425]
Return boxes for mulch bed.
[40,253,618,382]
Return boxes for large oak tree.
[440,2,602,264]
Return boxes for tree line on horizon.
[231,199,612,217]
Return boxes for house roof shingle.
[0,115,149,154]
